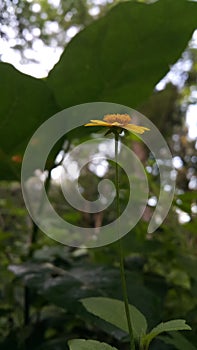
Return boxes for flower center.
[103,113,131,125]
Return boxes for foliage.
[0,0,124,61]
[1,0,197,180]
[0,1,197,350]
[47,0,197,108]
[80,297,191,349]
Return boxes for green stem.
[114,133,135,350]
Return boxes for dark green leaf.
[47,0,197,109]
[0,62,59,180]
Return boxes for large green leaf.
[81,297,147,341]
[47,0,197,109]
[68,339,118,350]
[0,63,59,180]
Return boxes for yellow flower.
[85,113,150,134]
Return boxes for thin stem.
[114,133,135,350]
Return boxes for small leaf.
[142,319,191,348]
[81,297,147,340]
[68,339,118,350]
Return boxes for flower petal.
[85,120,111,127]
[111,122,122,126]
[123,124,150,134]
[85,123,100,126]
